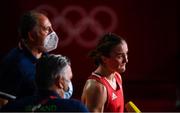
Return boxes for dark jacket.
[1,90,89,112]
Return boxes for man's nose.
[49,27,54,34]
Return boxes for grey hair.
[35,54,71,90]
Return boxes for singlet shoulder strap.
[114,72,122,84]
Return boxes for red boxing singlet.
[89,72,124,112]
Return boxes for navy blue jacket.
[0,45,45,98]
[1,90,89,112]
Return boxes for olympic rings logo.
[35,4,118,48]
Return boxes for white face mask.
[43,31,59,52]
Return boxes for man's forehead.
[37,15,51,26]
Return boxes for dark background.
[0,0,178,112]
